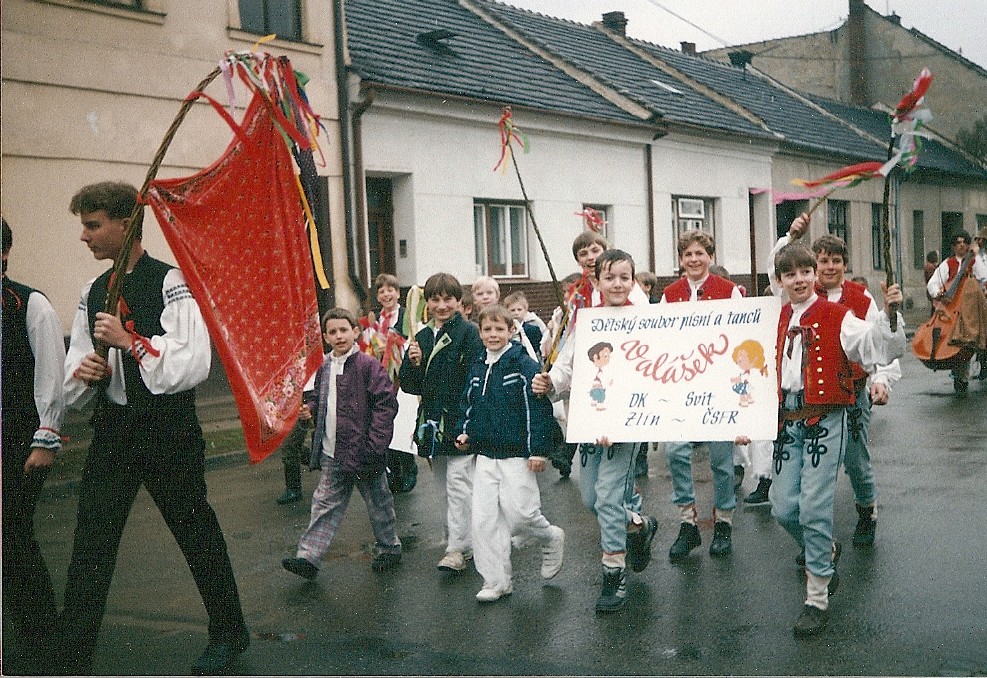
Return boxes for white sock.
[805,572,830,610]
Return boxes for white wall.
[360,95,654,286]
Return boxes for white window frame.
[474,201,529,279]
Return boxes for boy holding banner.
[750,242,904,637]
[659,230,744,560]
[533,250,657,614]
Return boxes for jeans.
[577,442,640,555]
[665,440,737,512]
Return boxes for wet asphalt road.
[17,351,987,676]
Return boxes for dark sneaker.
[626,515,658,572]
[744,477,772,505]
[793,604,829,637]
[192,627,250,675]
[282,556,319,580]
[709,522,732,557]
[734,464,745,489]
[852,505,876,548]
[668,522,701,561]
[954,377,969,394]
[829,541,842,595]
[371,552,401,572]
[276,488,303,505]
[595,566,628,613]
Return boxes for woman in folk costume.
[359,273,419,492]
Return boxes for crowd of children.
[279,215,906,638]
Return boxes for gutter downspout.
[332,0,368,307]
[352,87,375,295]
[645,143,656,272]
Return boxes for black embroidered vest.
[2,277,41,443]
[87,254,195,410]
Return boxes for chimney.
[728,50,754,68]
[601,11,628,36]
[680,41,696,55]
[848,0,867,104]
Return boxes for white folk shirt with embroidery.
[780,292,906,393]
[22,290,67,451]
[321,344,359,459]
[64,268,210,408]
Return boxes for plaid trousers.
[297,456,401,564]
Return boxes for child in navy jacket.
[455,305,565,602]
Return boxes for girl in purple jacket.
[282,308,400,580]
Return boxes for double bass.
[911,252,977,370]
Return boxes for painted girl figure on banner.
[730,339,768,408]
[587,341,614,411]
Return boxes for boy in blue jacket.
[282,308,400,580]
[455,305,565,602]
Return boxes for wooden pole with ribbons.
[96,66,222,360]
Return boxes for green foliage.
[956,114,987,164]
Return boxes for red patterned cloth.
[146,92,322,463]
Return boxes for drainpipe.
[332,0,368,306]
[645,144,656,272]
[352,87,376,294]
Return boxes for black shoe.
[829,541,842,595]
[276,488,303,505]
[954,377,969,393]
[744,477,772,505]
[282,556,318,580]
[192,628,250,675]
[668,522,701,561]
[626,515,658,572]
[595,566,628,613]
[796,547,806,567]
[793,604,829,637]
[709,521,732,557]
[734,464,745,489]
[852,505,876,548]
[371,552,401,572]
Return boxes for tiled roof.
[345,0,646,125]
[480,1,774,140]
[635,42,888,162]
[808,95,987,179]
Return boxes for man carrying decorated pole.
[55,182,249,675]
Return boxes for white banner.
[566,297,782,443]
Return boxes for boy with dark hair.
[455,305,564,602]
[533,249,657,614]
[660,229,744,560]
[282,307,401,580]
[400,273,484,572]
[753,241,904,636]
[59,181,248,675]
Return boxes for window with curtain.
[238,0,302,41]
[474,201,529,277]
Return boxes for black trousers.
[54,401,246,674]
[1,433,57,675]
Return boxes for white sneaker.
[437,550,467,572]
[541,526,565,580]
[476,583,513,602]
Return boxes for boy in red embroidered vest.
[533,250,657,614]
[282,308,401,581]
[770,220,902,548]
[660,230,744,560]
[751,243,904,637]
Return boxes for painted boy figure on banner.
[587,341,614,411]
